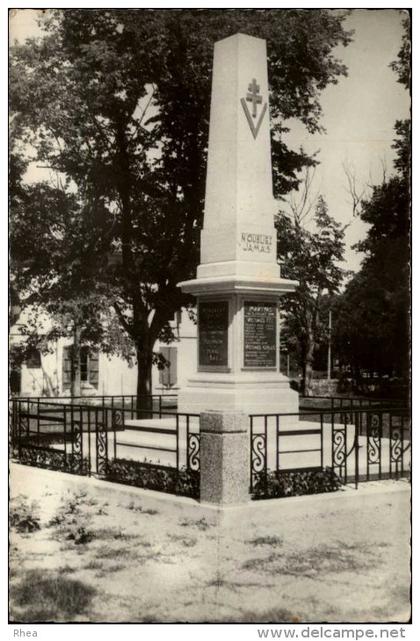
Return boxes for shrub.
[10,496,41,533]
[105,458,200,498]
[252,467,341,500]
[47,490,94,544]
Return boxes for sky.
[9,8,410,273]
[283,9,410,272]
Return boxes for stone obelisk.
[178,33,299,416]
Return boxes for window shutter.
[159,347,169,386]
[159,347,177,387]
[168,347,177,386]
[88,352,99,389]
[62,346,72,392]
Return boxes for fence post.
[63,405,67,467]
[10,400,16,449]
[355,413,359,489]
[199,411,249,505]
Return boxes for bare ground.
[9,463,411,624]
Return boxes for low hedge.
[252,467,342,500]
[104,457,200,499]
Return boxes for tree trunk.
[303,359,314,396]
[136,346,154,417]
[71,325,81,398]
[302,337,315,396]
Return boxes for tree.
[10,9,353,404]
[9,148,133,395]
[390,12,410,91]
[336,124,410,380]
[334,13,410,384]
[277,196,348,394]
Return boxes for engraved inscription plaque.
[199,301,229,367]
[244,301,277,368]
[239,232,273,254]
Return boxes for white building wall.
[11,307,198,398]
[20,347,59,397]
[98,354,138,396]
[152,309,197,394]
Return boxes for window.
[80,347,89,382]
[62,347,99,391]
[10,366,21,394]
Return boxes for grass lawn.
[9,463,410,623]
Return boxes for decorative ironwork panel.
[67,421,89,475]
[18,411,29,443]
[332,427,347,482]
[96,427,108,476]
[390,425,410,478]
[111,408,124,430]
[187,433,200,472]
[251,432,266,491]
[390,427,403,468]
[367,414,381,465]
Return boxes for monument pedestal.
[178,371,298,416]
[177,283,298,416]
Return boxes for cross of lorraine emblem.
[240,78,268,140]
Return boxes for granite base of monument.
[177,371,298,417]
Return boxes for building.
[9,308,197,398]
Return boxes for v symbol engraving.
[241,98,268,140]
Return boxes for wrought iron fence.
[10,395,409,503]
[250,406,410,499]
[14,392,406,418]
[11,394,178,415]
[96,406,200,498]
[9,399,92,476]
[9,398,200,499]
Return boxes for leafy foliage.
[9,495,41,533]
[252,467,341,500]
[105,458,200,498]
[47,489,95,544]
[10,9,353,400]
[389,12,410,91]
[333,14,410,381]
[277,196,348,393]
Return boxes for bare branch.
[342,160,366,217]
[379,154,388,185]
[287,167,318,227]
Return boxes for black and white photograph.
[7,2,412,629]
